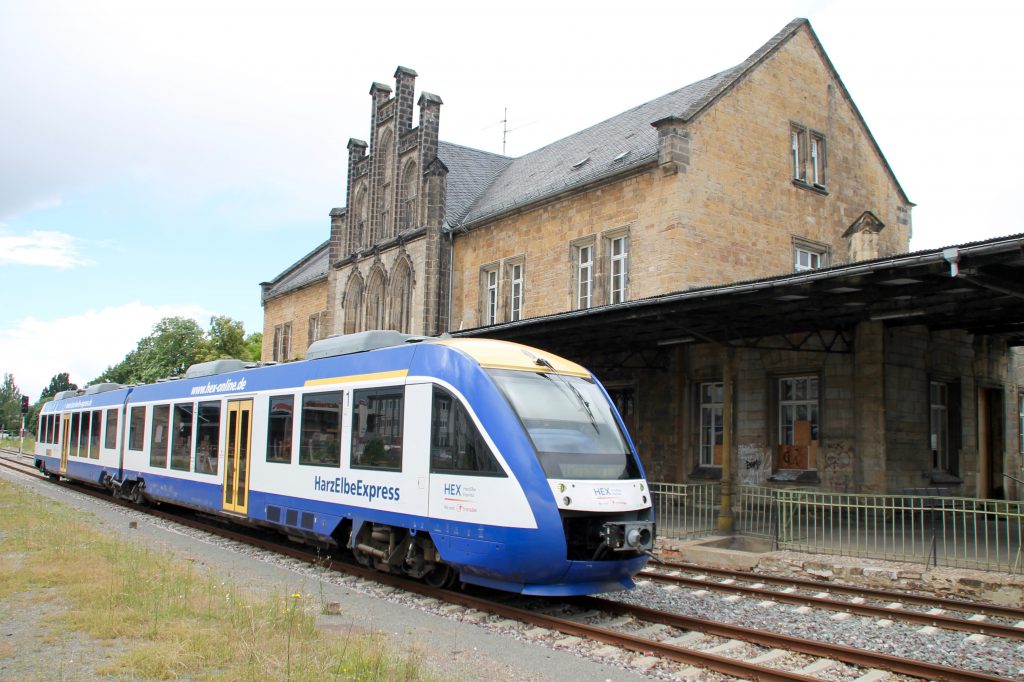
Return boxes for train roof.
[41,336,592,411]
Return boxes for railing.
[650,482,720,539]
[651,483,1023,574]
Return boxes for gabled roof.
[456,18,910,228]
[261,239,330,303]
[437,141,512,227]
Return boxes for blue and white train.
[35,332,655,595]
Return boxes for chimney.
[418,92,443,166]
[651,116,690,175]
[394,66,417,134]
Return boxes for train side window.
[48,415,57,444]
[299,391,341,467]
[195,401,220,474]
[170,403,194,471]
[128,406,146,451]
[70,412,80,457]
[89,410,102,459]
[267,395,294,464]
[351,387,403,471]
[104,409,118,449]
[150,405,170,468]
[429,387,505,477]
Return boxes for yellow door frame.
[60,414,70,473]
[222,399,253,515]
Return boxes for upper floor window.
[508,262,524,322]
[482,266,498,325]
[790,124,827,190]
[609,235,629,304]
[576,243,593,310]
[273,323,292,362]
[307,312,325,348]
[809,132,826,187]
[791,125,807,182]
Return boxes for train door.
[222,399,253,515]
[60,414,71,473]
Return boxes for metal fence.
[651,482,1024,574]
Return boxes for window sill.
[791,179,829,196]
[689,466,722,481]
[929,471,963,485]
[768,469,820,484]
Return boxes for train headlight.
[557,483,566,493]
[562,496,572,506]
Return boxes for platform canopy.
[457,234,1024,358]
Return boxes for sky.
[1,0,1022,403]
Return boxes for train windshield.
[487,369,641,480]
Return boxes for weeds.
[0,479,436,681]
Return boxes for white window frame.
[483,267,498,325]
[577,243,593,310]
[792,236,830,273]
[809,131,826,187]
[791,125,807,182]
[777,375,819,470]
[609,235,628,304]
[509,261,524,322]
[699,382,723,467]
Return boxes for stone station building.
[261,19,1024,499]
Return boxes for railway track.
[1,448,1018,680]
[640,562,1024,640]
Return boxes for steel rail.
[640,569,1024,641]
[580,595,1009,682]
[647,559,1024,622]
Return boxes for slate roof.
[437,141,512,227]
[261,239,330,302]
[455,17,908,226]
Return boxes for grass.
[0,435,35,451]
[0,478,437,681]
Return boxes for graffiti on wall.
[821,442,854,492]
[738,444,772,484]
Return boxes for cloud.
[0,302,214,402]
[0,228,93,268]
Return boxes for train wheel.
[130,483,145,505]
[47,472,60,482]
[424,563,456,589]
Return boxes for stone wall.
[450,24,913,330]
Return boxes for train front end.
[486,364,655,595]
[438,339,655,596]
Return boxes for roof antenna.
[502,107,508,156]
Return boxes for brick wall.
[261,279,329,361]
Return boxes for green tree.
[93,316,208,385]
[200,315,247,361]
[40,372,78,401]
[245,332,263,362]
[0,373,23,435]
